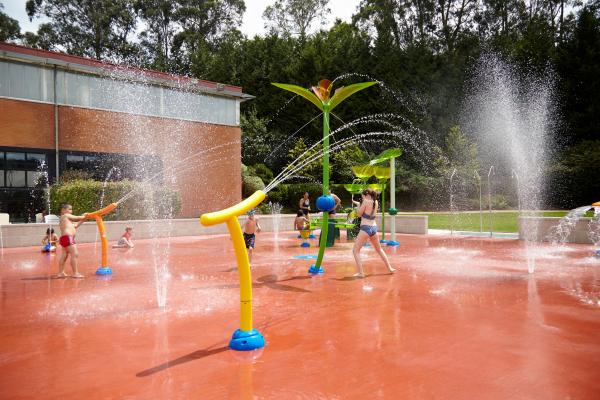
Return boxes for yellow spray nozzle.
[200,191,266,227]
[87,202,118,219]
[592,201,600,207]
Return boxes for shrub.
[241,164,265,198]
[49,179,181,220]
[252,163,274,185]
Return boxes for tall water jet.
[465,55,554,272]
[269,202,283,252]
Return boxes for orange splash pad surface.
[1,232,600,399]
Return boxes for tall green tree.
[171,0,245,73]
[263,0,330,42]
[134,0,178,71]
[0,2,21,42]
[25,0,138,61]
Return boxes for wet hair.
[60,203,72,211]
[297,210,304,217]
[361,189,378,201]
[125,227,133,231]
[46,228,54,234]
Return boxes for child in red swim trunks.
[57,203,87,278]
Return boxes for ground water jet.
[465,54,554,273]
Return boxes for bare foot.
[388,268,396,274]
[71,273,84,279]
[352,272,365,278]
[56,272,68,278]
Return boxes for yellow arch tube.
[200,190,266,351]
[86,202,119,275]
[593,201,600,207]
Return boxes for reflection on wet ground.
[1,232,599,399]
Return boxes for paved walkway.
[1,232,599,399]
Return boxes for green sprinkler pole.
[314,105,330,269]
[380,183,386,242]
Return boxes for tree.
[286,138,322,181]
[263,0,330,41]
[0,2,21,42]
[134,0,178,71]
[171,0,245,73]
[25,0,138,62]
[556,5,600,143]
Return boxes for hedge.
[49,179,181,220]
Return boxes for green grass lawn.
[405,211,577,233]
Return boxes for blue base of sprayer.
[95,267,113,275]
[380,239,388,244]
[301,242,310,248]
[387,240,400,246]
[308,264,325,274]
[595,249,600,257]
[229,328,265,351]
[309,234,316,239]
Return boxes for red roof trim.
[0,42,242,93]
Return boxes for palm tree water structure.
[272,79,377,274]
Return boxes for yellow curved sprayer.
[86,202,118,275]
[200,190,266,351]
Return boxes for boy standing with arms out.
[57,204,87,278]
[243,210,261,266]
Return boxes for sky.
[3,0,362,37]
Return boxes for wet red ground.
[1,232,599,399]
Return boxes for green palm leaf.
[329,81,378,111]
[373,166,391,180]
[272,83,323,111]
[369,148,403,165]
[351,164,375,179]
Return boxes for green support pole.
[314,106,330,271]
[380,183,386,242]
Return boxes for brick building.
[0,42,252,221]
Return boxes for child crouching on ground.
[41,228,58,252]
[113,227,134,248]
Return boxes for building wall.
[0,97,241,217]
[0,98,54,149]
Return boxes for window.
[7,170,26,187]
[6,152,26,169]
[0,151,48,187]
[27,171,44,187]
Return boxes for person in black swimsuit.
[351,189,395,277]
[299,192,310,216]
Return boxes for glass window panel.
[8,61,25,99]
[6,152,27,169]
[23,63,41,100]
[0,61,8,98]
[0,170,4,187]
[67,155,85,162]
[27,153,46,163]
[7,170,26,187]
[27,171,43,187]
[26,153,46,170]
[0,152,4,169]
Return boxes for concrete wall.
[0,214,428,248]
[518,216,595,244]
